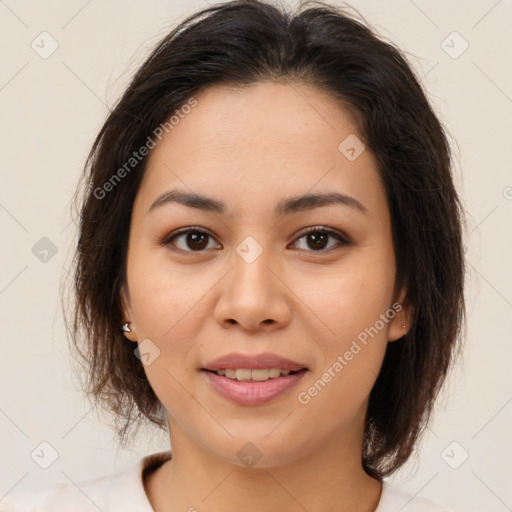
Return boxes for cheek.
[295,250,396,345]
[295,276,392,423]
[127,247,208,341]
[126,262,206,418]
[125,256,207,397]
[292,246,396,403]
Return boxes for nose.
[213,244,292,332]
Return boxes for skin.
[121,81,412,512]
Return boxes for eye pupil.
[307,232,328,250]
[187,232,208,250]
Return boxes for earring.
[122,322,132,333]
[401,324,407,329]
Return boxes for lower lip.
[202,370,308,406]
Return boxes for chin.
[194,425,315,470]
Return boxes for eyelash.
[160,225,351,255]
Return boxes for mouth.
[200,367,308,406]
[200,352,309,405]
[202,367,305,381]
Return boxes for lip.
[202,368,308,406]
[202,352,307,372]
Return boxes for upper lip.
[202,352,307,372]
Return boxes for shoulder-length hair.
[65,0,466,479]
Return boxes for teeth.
[251,369,271,381]
[215,368,297,381]
[235,369,252,381]
[225,369,236,379]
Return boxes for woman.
[2,0,465,510]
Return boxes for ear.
[387,286,414,342]
[120,283,138,343]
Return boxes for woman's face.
[122,81,410,468]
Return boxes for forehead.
[157,80,363,156]
[135,81,387,220]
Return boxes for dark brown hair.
[65,0,466,479]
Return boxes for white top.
[0,450,455,511]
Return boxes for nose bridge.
[231,233,275,298]
[213,232,291,329]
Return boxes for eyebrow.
[147,189,367,218]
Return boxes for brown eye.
[164,228,220,252]
[291,227,350,252]
[162,226,350,255]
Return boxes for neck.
[145,422,383,512]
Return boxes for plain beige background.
[1,1,511,511]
